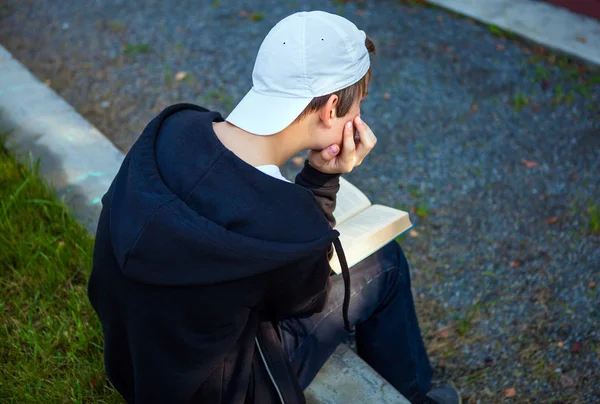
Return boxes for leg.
[277,241,433,401]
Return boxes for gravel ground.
[2,0,599,402]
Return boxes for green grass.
[163,63,173,86]
[588,203,600,235]
[413,202,430,219]
[534,65,550,81]
[250,12,264,22]
[513,91,530,111]
[487,24,518,40]
[123,42,152,56]
[0,144,120,402]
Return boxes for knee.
[379,241,411,285]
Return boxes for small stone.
[496,43,505,51]
[175,71,187,81]
[504,387,517,398]
[560,374,575,387]
[383,92,391,100]
[409,229,419,238]
[439,329,449,339]
[355,9,365,16]
[100,101,111,109]
[557,341,564,348]
[62,22,69,30]
[238,10,248,18]
[589,280,596,289]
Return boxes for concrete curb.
[0,44,125,233]
[428,0,600,67]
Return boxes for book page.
[329,205,412,274]
[333,177,372,225]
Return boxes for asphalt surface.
[1,0,599,402]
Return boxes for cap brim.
[226,88,313,136]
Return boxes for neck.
[213,121,308,167]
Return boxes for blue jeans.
[278,242,433,402]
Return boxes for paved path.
[1,0,599,402]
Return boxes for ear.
[318,94,339,129]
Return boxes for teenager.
[88,10,459,404]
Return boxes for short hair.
[295,36,376,122]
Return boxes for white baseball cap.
[226,11,371,136]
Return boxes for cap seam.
[301,16,309,95]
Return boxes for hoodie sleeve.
[294,160,341,228]
[266,246,333,318]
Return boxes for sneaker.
[424,384,461,404]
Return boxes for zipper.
[255,337,286,404]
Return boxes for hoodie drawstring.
[333,238,356,350]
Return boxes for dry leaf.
[532,104,542,112]
[383,92,391,100]
[175,71,187,81]
[409,229,419,238]
[570,173,579,180]
[521,159,539,168]
[510,261,521,268]
[238,10,248,17]
[355,9,365,16]
[557,341,564,348]
[522,47,532,55]
[570,341,583,353]
[589,280,596,289]
[292,157,304,166]
[439,329,450,339]
[545,217,558,225]
[496,44,506,51]
[576,36,587,44]
[470,104,479,113]
[504,387,517,398]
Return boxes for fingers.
[339,121,357,171]
[353,116,377,165]
[319,143,340,162]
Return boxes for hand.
[307,116,377,174]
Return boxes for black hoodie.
[88,104,351,403]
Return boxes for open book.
[329,178,412,274]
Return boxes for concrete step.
[305,344,410,404]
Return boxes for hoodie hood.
[105,103,338,286]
